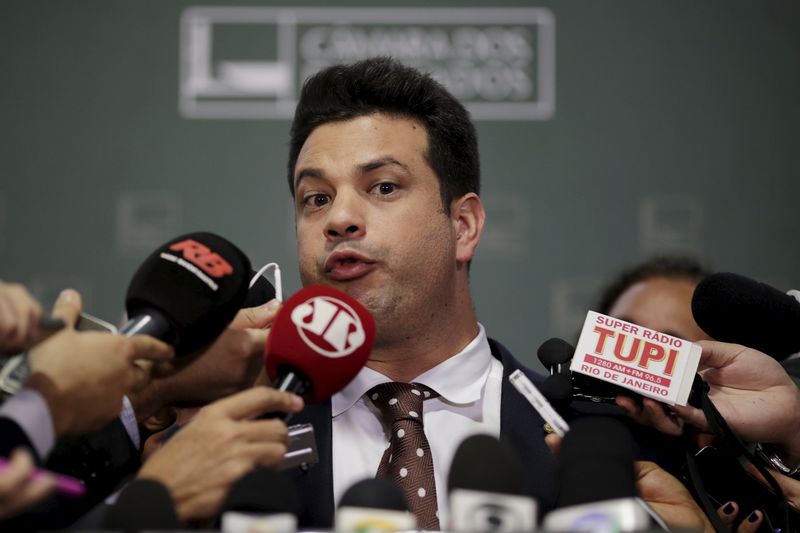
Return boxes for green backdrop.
[2,0,798,370]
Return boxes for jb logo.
[290,296,365,357]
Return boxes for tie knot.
[367,382,437,424]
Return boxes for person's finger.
[230,299,281,330]
[736,510,763,533]
[716,501,738,526]
[236,418,290,445]
[616,395,643,419]
[670,403,710,432]
[5,284,42,346]
[641,399,683,436]
[50,289,82,328]
[696,340,748,372]
[127,335,175,363]
[234,441,290,468]
[544,433,561,456]
[0,448,37,494]
[0,295,22,349]
[128,363,151,392]
[207,387,304,420]
[245,327,269,355]
[10,472,56,516]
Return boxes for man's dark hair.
[596,255,711,314]
[287,57,479,213]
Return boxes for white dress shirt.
[331,323,503,527]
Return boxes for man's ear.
[450,193,485,263]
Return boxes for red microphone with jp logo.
[264,284,376,404]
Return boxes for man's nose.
[324,192,366,240]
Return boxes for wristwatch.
[755,442,800,478]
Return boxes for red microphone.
[264,284,376,404]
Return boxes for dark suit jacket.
[285,338,558,528]
[0,416,39,461]
[1,419,140,530]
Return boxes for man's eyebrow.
[294,167,325,189]
[359,157,411,174]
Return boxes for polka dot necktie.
[368,382,440,530]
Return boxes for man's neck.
[365,302,480,383]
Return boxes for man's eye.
[375,183,397,195]
[303,194,330,208]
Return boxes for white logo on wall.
[179,7,555,120]
[116,191,183,256]
[291,296,366,357]
[639,195,702,256]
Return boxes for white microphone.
[542,417,667,532]
[447,434,537,532]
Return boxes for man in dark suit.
[283,57,557,529]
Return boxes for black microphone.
[217,467,301,532]
[692,272,800,360]
[447,434,536,532]
[538,338,576,404]
[543,417,666,531]
[336,478,416,531]
[121,232,251,355]
[104,479,181,531]
[537,337,625,405]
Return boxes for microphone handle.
[119,309,174,342]
[261,369,312,422]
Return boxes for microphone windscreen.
[125,232,251,355]
[243,271,277,308]
[540,374,573,403]
[220,467,301,516]
[557,417,636,508]
[692,272,800,359]
[105,479,180,530]
[264,284,375,404]
[339,478,409,512]
[538,338,575,367]
[448,434,525,496]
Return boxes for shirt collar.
[332,323,492,417]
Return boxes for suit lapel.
[492,339,559,515]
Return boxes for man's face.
[608,277,710,341]
[292,113,458,341]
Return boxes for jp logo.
[291,296,366,357]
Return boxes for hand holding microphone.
[670,340,800,466]
[0,281,43,354]
[26,289,174,438]
[136,386,303,523]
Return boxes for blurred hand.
[616,395,684,437]
[0,448,56,520]
[129,299,281,423]
[545,434,714,532]
[635,461,714,533]
[0,281,42,354]
[26,289,174,437]
[136,386,303,522]
[716,501,764,533]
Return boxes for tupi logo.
[291,296,366,358]
[169,239,233,278]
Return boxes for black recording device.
[682,446,799,533]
